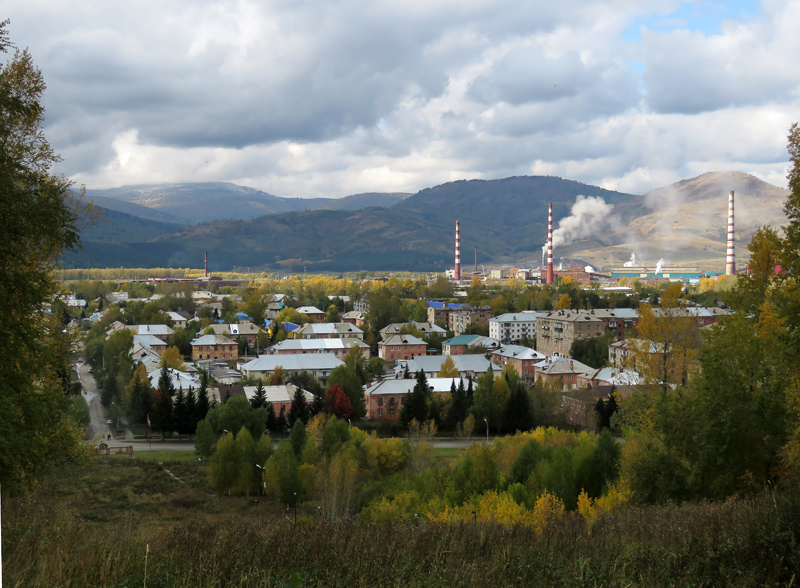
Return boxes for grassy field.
[3,456,800,587]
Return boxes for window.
[378,409,383,416]
[378,398,384,406]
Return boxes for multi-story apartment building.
[191,334,238,361]
[378,334,427,361]
[449,306,492,336]
[535,310,605,358]
[488,312,545,343]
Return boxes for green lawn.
[107,449,199,462]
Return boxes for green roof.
[442,334,481,346]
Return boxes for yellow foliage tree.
[555,293,573,309]
[160,346,186,371]
[437,355,459,377]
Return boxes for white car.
[106,420,112,425]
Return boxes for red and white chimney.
[454,220,461,281]
[546,203,554,285]
[726,191,735,276]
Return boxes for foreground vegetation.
[4,456,800,587]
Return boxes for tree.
[160,346,186,371]
[204,395,266,440]
[471,367,509,434]
[445,379,469,430]
[287,386,310,426]
[196,370,211,421]
[437,356,459,377]
[251,381,268,409]
[0,26,89,491]
[208,431,238,495]
[271,441,304,506]
[327,365,366,419]
[289,419,307,458]
[627,286,699,393]
[399,370,430,428]
[125,363,154,424]
[154,365,175,439]
[326,384,353,419]
[503,375,534,433]
[569,332,612,369]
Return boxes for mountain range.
[66,172,790,273]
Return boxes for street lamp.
[293,491,297,524]
[484,418,489,444]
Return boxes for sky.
[3,0,799,198]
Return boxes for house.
[341,310,366,328]
[534,357,594,389]
[441,334,500,355]
[489,312,546,344]
[295,306,326,322]
[364,377,464,419]
[130,324,174,341]
[353,297,370,314]
[394,354,493,380]
[238,354,344,383]
[425,301,470,326]
[608,338,661,370]
[448,306,492,336]
[208,323,263,347]
[105,320,127,336]
[132,334,168,355]
[535,310,605,358]
[378,335,427,361]
[577,367,642,388]
[190,334,238,361]
[490,345,547,378]
[379,322,447,340]
[166,311,189,329]
[149,367,200,392]
[267,338,370,360]
[292,322,364,340]
[212,384,315,416]
[585,308,640,341]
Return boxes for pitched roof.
[293,322,364,336]
[191,334,237,346]
[380,334,427,346]
[269,338,369,352]
[537,357,594,376]
[493,345,547,361]
[397,354,492,374]
[239,354,344,372]
[364,377,464,396]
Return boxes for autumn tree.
[437,355,459,377]
[326,384,353,420]
[0,23,90,491]
[160,345,186,371]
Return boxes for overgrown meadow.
[5,426,800,587]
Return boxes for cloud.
[2,0,797,197]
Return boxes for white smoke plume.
[585,265,595,273]
[623,253,639,267]
[655,258,668,274]
[551,196,617,249]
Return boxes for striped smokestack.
[546,203,554,285]
[454,220,461,281]
[726,191,735,275]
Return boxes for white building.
[488,312,545,344]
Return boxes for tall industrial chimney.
[454,220,461,281]
[204,251,208,278]
[726,191,735,275]
[546,203,554,285]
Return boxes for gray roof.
[364,377,464,396]
[490,312,546,323]
[396,354,493,375]
[240,354,344,372]
[269,338,368,352]
[380,334,427,346]
[133,334,167,347]
[191,334,237,346]
[293,322,364,336]
[493,345,547,361]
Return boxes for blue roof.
[442,334,481,346]
[283,322,300,333]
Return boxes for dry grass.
[4,458,800,587]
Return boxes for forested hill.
[64,172,787,272]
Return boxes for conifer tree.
[399,370,430,428]
[251,380,267,409]
[196,370,211,420]
[287,387,310,426]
